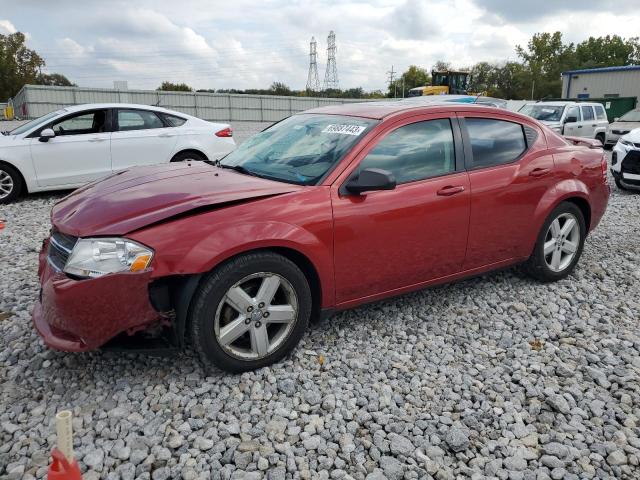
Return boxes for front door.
[30,109,112,187]
[331,116,470,305]
[579,105,597,138]
[110,108,179,170]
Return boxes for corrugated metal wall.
[562,70,640,99]
[11,85,378,120]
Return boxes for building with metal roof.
[561,65,640,100]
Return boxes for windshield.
[220,114,378,185]
[10,110,63,135]
[619,110,640,122]
[519,104,565,122]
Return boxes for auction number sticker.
[322,124,367,136]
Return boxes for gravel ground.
[1,156,639,480]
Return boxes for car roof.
[303,101,526,121]
[61,103,191,117]
[523,101,601,107]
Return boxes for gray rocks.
[1,164,639,480]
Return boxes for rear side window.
[117,109,165,131]
[357,119,456,184]
[466,118,526,169]
[162,113,187,127]
[594,105,607,120]
[581,106,595,121]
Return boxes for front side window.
[466,118,526,169]
[117,110,164,131]
[51,110,108,136]
[357,119,455,184]
[594,105,607,120]
[581,106,595,121]
[220,114,377,185]
[566,106,581,122]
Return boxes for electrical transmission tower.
[323,31,339,90]
[306,37,320,92]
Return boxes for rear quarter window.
[162,113,188,127]
[465,118,527,169]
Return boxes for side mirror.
[344,168,396,195]
[39,128,55,142]
[614,117,619,122]
[564,116,578,124]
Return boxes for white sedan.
[0,103,236,203]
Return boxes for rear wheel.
[524,202,586,282]
[189,252,312,372]
[615,178,629,191]
[0,164,23,204]
[171,151,206,162]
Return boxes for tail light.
[215,127,233,138]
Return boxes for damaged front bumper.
[32,239,165,352]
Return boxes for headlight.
[64,238,154,278]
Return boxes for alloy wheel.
[214,272,298,360]
[0,170,14,200]
[543,212,580,272]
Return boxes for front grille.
[621,151,640,175]
[47,231,77,271]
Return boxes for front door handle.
[87,137,106,142]
[577,125,583,128]
[530,167,551,177]
[437,185,465,196]
[158,132,174,138]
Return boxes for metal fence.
[10,85,377,121]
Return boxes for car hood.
[621,128,640,143]
[51,162,303,237]
[539,120,562,128]
[609,121,640,131]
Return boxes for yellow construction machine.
[407,70,473,97]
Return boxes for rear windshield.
[619,110,640,122]
[220,114,378,185]
[519,104,565,122]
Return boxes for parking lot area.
[1,143,639,480]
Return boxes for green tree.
[36,72,76,87]
[157,81,193,92]
[269,81,292,96]
[0,32,45,100]
[388,65,430,97]
[574,35,638,68]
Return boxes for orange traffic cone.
[48,448,82,480]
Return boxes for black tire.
[614,178,629,191]
[171,151,206,162]
[189,252,312,372]
[524,202,586,282]
[596,133,605,147]
[0,163,23,204]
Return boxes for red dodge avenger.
[34,102,609,372]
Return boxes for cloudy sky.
[2,0,638,91]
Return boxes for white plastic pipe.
[55,410,74,461]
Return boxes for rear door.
[579,105,597,138]
[331,114,470,304]
[461,114,556,270]
[29,109,112,187]
[110,108,179,170]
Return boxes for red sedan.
[33,102,610,372]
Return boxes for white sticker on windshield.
[322,124,367,136]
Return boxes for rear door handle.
[158,132,174,138]
[437,185,465,196]
[87,137,107,142]
[530,167,551,177]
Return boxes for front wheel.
[0,164,22,204]
[524,202,586,282]
[189,252,312,372]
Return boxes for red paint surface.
[34,104,610,351]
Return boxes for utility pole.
[402,77,405,98]
[387,65,396,98]
[323,31,339,91]
[306,37,320,93]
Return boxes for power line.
[323,31,339,90]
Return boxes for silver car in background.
[605,108,640,149]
